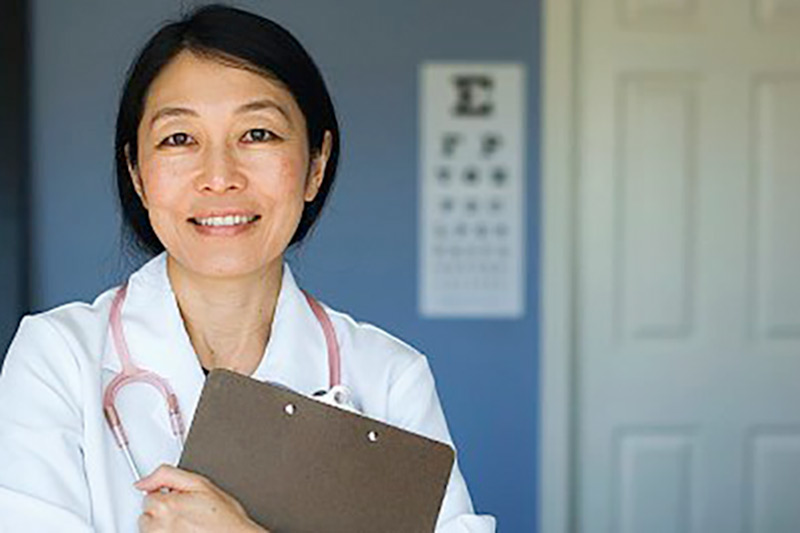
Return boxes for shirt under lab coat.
[0,253,496,532]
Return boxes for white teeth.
[195,215,257,227]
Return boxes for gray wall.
[30,1,540,530]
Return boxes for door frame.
[0,0,30,361]
[539,0,577,532]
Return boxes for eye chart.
[419,63,526,318]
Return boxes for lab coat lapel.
[251,265,330,396]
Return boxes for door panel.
[574,0,800,531]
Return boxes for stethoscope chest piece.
[312,385,360,414]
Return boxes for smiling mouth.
[189,214,261,227]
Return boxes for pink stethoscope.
[102,282,349,481]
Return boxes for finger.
[141,491,172,516]
[135,464,212,493]
[135,464,209,493]
[138,512,156,533]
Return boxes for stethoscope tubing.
[102,281,342,481]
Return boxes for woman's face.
[131,50,331,279]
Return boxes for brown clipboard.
[178,369,455,533]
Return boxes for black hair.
[114,4,340,256]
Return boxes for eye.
[160,132,195,147]
[241,128,274,143]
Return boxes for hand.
[135,464,268,532]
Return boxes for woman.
[0,5,495,532]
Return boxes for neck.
[166,255,283,376]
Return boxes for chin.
[178,252,273,280]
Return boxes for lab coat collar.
[101,252,330,424]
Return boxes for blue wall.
[30,1,540,529]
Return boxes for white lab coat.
[0,253,496,532]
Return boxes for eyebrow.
[149,99,291,129]
[235,99,291,123]
[149,107,198,128]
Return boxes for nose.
[195,143,246,194]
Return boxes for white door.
[541,1,800,532]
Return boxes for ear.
[125,144,148,209]
[304,130,333,203]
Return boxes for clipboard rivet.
[367,430,379,442]
[284,403,296,416]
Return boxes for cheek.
[244,152,308,200]
[139,158,193,208]
[279,156,309,197]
